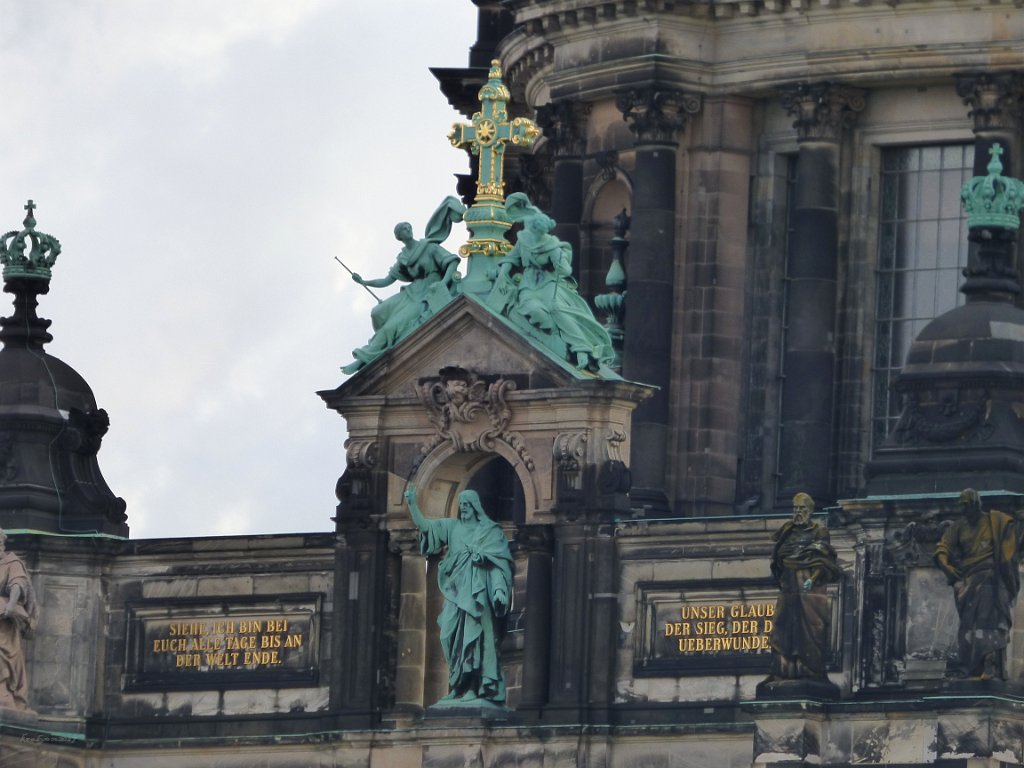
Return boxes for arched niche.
[581,172,633,299]
[411,440,539,525]
[407,450,529,707]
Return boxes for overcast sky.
[0,1,481,538]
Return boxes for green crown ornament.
[0,200,61,281]
[961,145,1024,231]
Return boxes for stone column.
[955,72,1024,294]
[615,88,702,512]
[547,518,588,717]
[537,100,592,289]
[515,524,554,712]
[390,529,427,714]
[545,507,619,724]
[332,524,388,719]
[330,445,390,722]
[776,83,865,505]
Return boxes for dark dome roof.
[0,346,97,413]
[902,301,1024,374]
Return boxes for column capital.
[514,524,554,554]
[779,82,866,142]
[388,527,421,556]
[535,100,592,158]
[616,87,702,145]
[955,71,1024,132]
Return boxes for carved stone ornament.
[888,519,949,568]
[416,367,535,471]
[59,408,111,455]
[616,88,702,145]
[597,429,631,494]
[554,430,588,491]
[955,72,1024,133]
[779,82,866,142]
[535,100,592,158]
[890,388,992,445]
[345,439,380,473]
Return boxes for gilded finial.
[961,145,1024,231]
[0,200,61,281]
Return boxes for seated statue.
[342,197,466,374]
[491,193,615,372]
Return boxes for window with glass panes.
[872,144,974,449]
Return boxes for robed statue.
[342,197,466,374]
[758,493,841,697]
[935,488,1024,680]
[0,529,37,710]
[489,193,615,372]
[404,484,513,708]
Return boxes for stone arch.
[410,440,539,523]
[581,171,633,298]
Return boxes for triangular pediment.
[326,294,618,400]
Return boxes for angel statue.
[342,197,466,374]
[489,192,614,372]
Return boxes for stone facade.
[4,2,1024,766]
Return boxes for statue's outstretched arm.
[404,484,427,531]
[357,271,399,289]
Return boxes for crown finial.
[961,145,1024,231]
[0,199,61,281]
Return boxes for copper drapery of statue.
[404,484,513,708]
[0,529,37,710]
[758,493,840,698]
[934,488,1024,680]
[342,196,466,374]
[488,193,615,373]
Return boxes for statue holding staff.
[342,197,465,374]
[403,484,513,707]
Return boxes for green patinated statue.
[404,484,513,708]
[342,197,466,374]
[490,192,615,371]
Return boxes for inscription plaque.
[124,594,321,691]
[634,580,840,676]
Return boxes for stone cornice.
[504,0,1020,26]
[498,1,1023,103]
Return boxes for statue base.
[756,676,840,701]
[939,676,1020,697]
[425,698,511,721]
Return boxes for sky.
[0,1,481,538]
